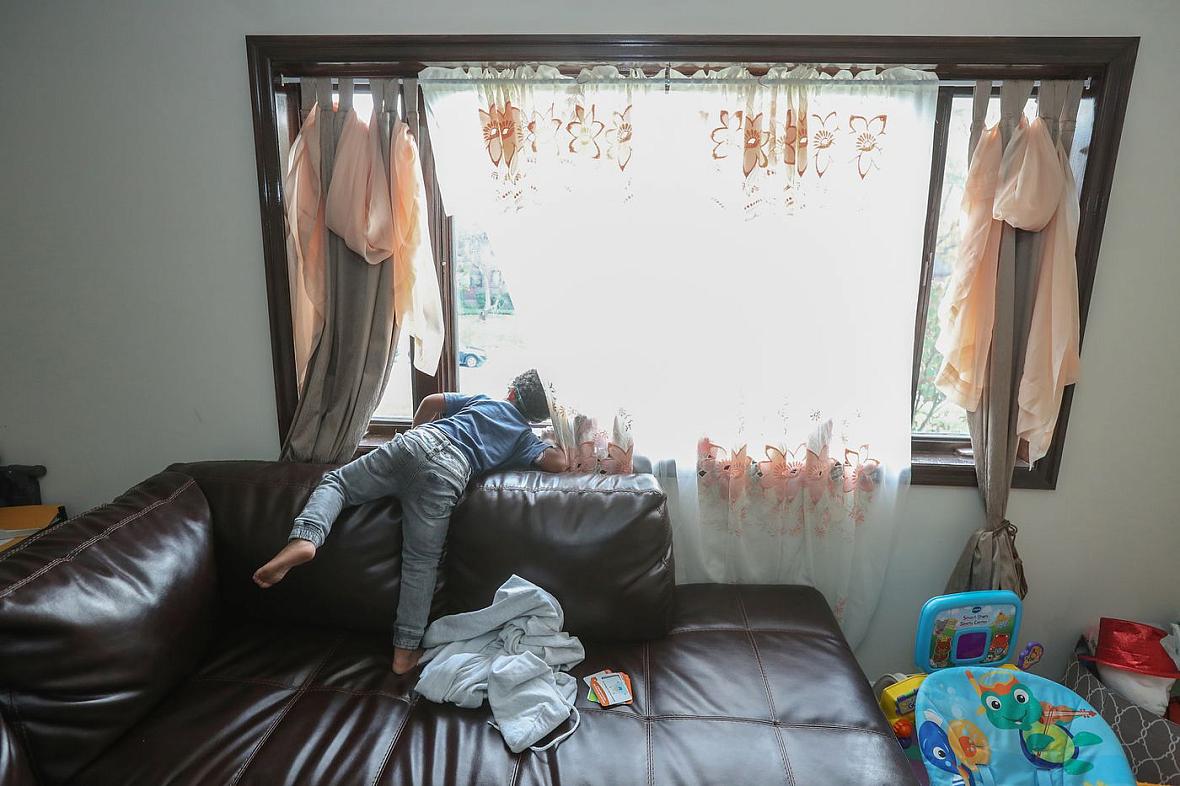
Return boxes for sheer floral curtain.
[422,65,937,645]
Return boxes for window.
[247,37,1137,487]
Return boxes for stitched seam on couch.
[0,477,196,565]
[4,687,43,784]
[193,674,417,703]
[665,627,842,637]
[576,709,895,736]
[738,587,795,786]
[473,486,665,497]
[192,675,296,689]
[775,722,895,737]
[0,508,77,564]
[230,637,341,785]
[642,640,651,712]
[303,685,416,702]
[173,474,322,491]
[186,680,899,734]
[643,639,656,786]
[370,693,419,786]
[0,479,199,599]
[645,715,654,786]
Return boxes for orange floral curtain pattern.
[697,434,882,531]
[698,65,910,185]
[541,388,635,476]
[693,418,894,634]
[420,65,937,219]
[421,65,643,213]
[699,66,922,216]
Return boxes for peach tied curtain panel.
[937,79,1085,597]
[282,77,443,463]
[421,66,938,645]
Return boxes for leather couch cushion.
[75,585,912,785]
[0,472,217,785]
[445,471,674,640]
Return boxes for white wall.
[2,0,1178,679]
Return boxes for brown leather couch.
[0,461,914,785]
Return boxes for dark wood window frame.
[246,35,1137,486]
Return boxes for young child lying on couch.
[253,368,568,674]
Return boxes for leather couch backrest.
[169,460,437,635]
[445,471,674,639]
[0,472,217,785]
[173,460,674,641]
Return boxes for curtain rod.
[277,65,1097,86]
[415,76,938,86]
[279,74,1091,92]
[418,63,939,74]
[278,63,928,81]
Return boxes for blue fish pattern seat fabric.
[915,667,1136,786]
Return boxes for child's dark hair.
[510,369,549,422]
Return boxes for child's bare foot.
[252,539,317,588]
[392,647,423,675]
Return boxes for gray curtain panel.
[281,78,400,463]
[946,79,1084,597]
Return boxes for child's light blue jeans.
[289,426,472,649]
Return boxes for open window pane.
[373,329,414,419]
[911,93,1094,436]
[276,91,293,165]
[452,215,525,399]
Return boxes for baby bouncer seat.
[915,666,1137,786]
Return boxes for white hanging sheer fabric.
[421,65,937,644]
[390,107,447,378]
[1016,83,1084,463]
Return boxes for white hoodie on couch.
[414,575,585,752]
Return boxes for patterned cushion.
[1064,644,1180,785]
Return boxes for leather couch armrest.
[0,471,218,784]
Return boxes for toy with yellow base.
[875,590,1039,761]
